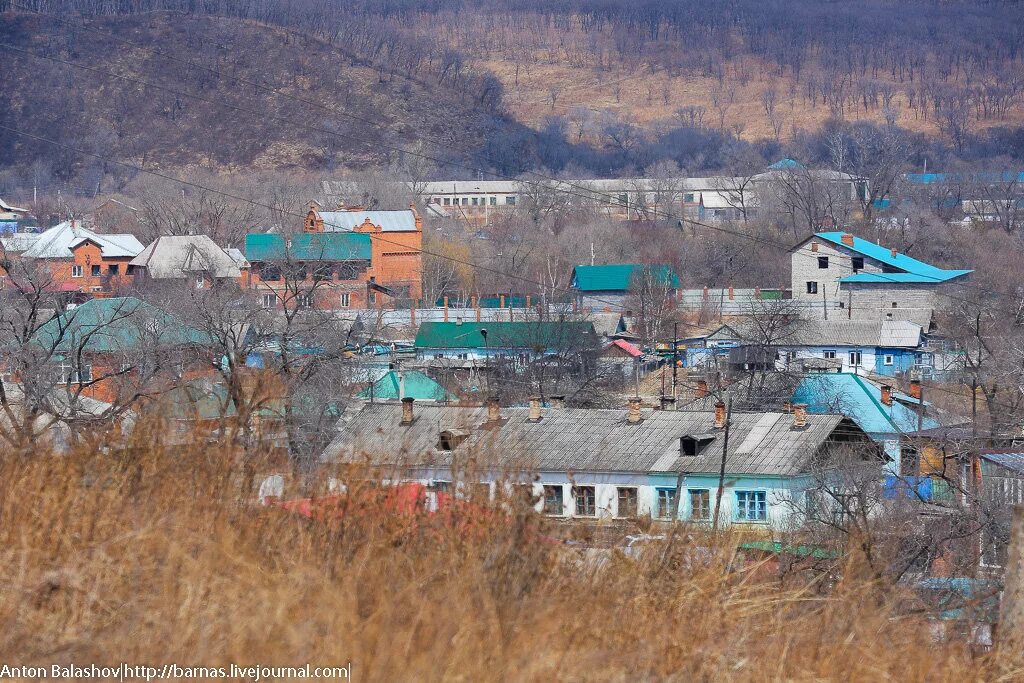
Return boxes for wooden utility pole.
[712,398,732,532]
[672,321,679,399]
[999,506,1024,649]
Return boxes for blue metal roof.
[839,271,971,284]
[980,452,1024,474]
[792,373,939,436]
[815,232,971,283]
[905,171,1024,185]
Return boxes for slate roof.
[22,221,144,259]
[414,321,598,350]
[0,198,28,213]
[978,451,1024,475]
[245,232,371,262]
[318,210,417,232]
[323,403,867,476]
[782,319,923,348]
[813,232,972,283]
[130,235,247,278]
[571,264,679,292]
[356,370,455,402]
[31,297,212,353]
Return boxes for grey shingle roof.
[323,404,865,477]
[130,235,246,278]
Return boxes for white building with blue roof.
[790,231,972,321]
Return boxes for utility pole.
[672,321,679,400]
[973,312,981,437]
[712,398,732,532]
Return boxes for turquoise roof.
[571,264,679,292]
[815,232,971,284]
[356,370,454,401]
[32,297,212,353]
[245,232,371,262]
[792,373,940,436]
[415,321,597,350]
[768,158,806,170]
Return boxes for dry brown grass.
[0,417,1021,681]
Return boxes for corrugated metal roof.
[323,404,865,476]
[815,232,971,283]
[23,221,143,259]
[792,373,944,435]
[245,232,371,262]
[414,321,597,350]
[319,210,417,232]
[130,235,245,278]
[355,370,454,401]
[980,452,1024,475]
[571,264,679,292]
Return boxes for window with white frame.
[849,350,863,366]
[823,350,837,359]
[735,490,767,522]
[574,485,596,517]
[261,293,276,308]
[195,275,204,290]
[689,489,711,521]
[297,293,314,309]
[59,361,92,384]
[883,354,895,366]
[542,485,563,515]
[339,292,351,308]
[71,265,83,278]
[656,488,677,519]
[806,281,818,294]
[616,487,638,518]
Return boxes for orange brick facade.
[248,206,423,311]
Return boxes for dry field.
[0,416,1020,681]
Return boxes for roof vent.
[627,396,643,424]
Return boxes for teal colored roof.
[245,232,371,262]
[768,158,806,170]
[356,370,454,401]
[32,297,212,353]
[739,540,839,560]
[415,321,597,350]
[792,373,940,436]
[815,232,972,284]
[571,264,679,292]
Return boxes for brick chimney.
[890,247,898,258]
[811,241,819,252]
[841,233,855,247]
[792,403,808,429]
[550,395,566,409]
[410,203,423,232]
[696,379,709,399]
[400,396,415,425]
[881,384,893,407]
[627,397,643,424]
[909,379,921,400]
[660,396,676,411]
[527,396,542,423]
[714,401,727,429]
[486,395,501,422]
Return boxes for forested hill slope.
[0,12,519,176]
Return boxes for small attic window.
[437,429,469,451]
[680,435,714,456]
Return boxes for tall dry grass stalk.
[0,416,1021,681]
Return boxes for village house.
[0,220,143,298]
[244,204,423,310]
[790,231,971,321]
[413,320,599,367]
[321,398,879,530]
[570,263,679,312]
[0,197,29,231]
[129,234,250,290]
[28,296,214,403]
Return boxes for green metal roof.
[356,370,454,401]
[738,540,840,560]
[414,321,597,350]
[245,232,371,262]
[32,297,212,353]
[571,264,679,292]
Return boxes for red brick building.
[245,205,423,310]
